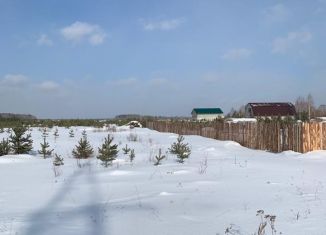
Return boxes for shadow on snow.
[22,164,107,235]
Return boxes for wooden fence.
[145,120,326,153]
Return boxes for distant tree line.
[227,105,246,118]
[0,118,129,129]
[0,113,36,120]
[294,94,326,120]
[0,116,194,129]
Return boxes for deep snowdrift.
[0,126,325,235]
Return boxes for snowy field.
[0,126,326,235]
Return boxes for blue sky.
[0,0,325,118]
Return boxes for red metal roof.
[248,102,296,117]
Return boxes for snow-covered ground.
[0,126,326,235]
[226,118,257,123]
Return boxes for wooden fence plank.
[145,120,326,153]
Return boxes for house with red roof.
[245,102,296,119]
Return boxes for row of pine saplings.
[0,126,191,167]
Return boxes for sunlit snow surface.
[0,126,325,235]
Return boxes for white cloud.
[60,21,106,45]
[263,4,289,23]
[1,74,29,87]
[37,81,60,92]
[141,18,185,31]
[222,48,252,60]
[37,34,53,46]
[89,34,105,45]
[272,31,312,54]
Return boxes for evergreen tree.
[154,148,166,166]
[69,129,74,137]
[38,132,53,159]
[72,138,94,159]
[82,129,87,139]
[169,135,191,163]
[97,134,118,167]
[9,126,33,154]
[129,149,135,163]
[53,128,59,139]
[0,138,11,156]
[40,127,49,137]
[122,144,131,154]
[53,153,64,166]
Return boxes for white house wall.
[195,114,224,121]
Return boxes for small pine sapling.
[129,149,135,163]
[69,129,74,137]
[40,127,48,137]
[53,128,59,138]
[9,126,33,154]
[82,129,87,139]
[72,138,94,159]
[0,138,11,156]
[122,144,131,154]
[97,134,118,167]
[38,132,54,159]
[53,153,64,166]
[53,153,64,177]
[53,128,59,143]
[154,148,165,166]
[169,135,191,163]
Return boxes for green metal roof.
[192,108,223,114]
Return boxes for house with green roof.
[191,108,224,121]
